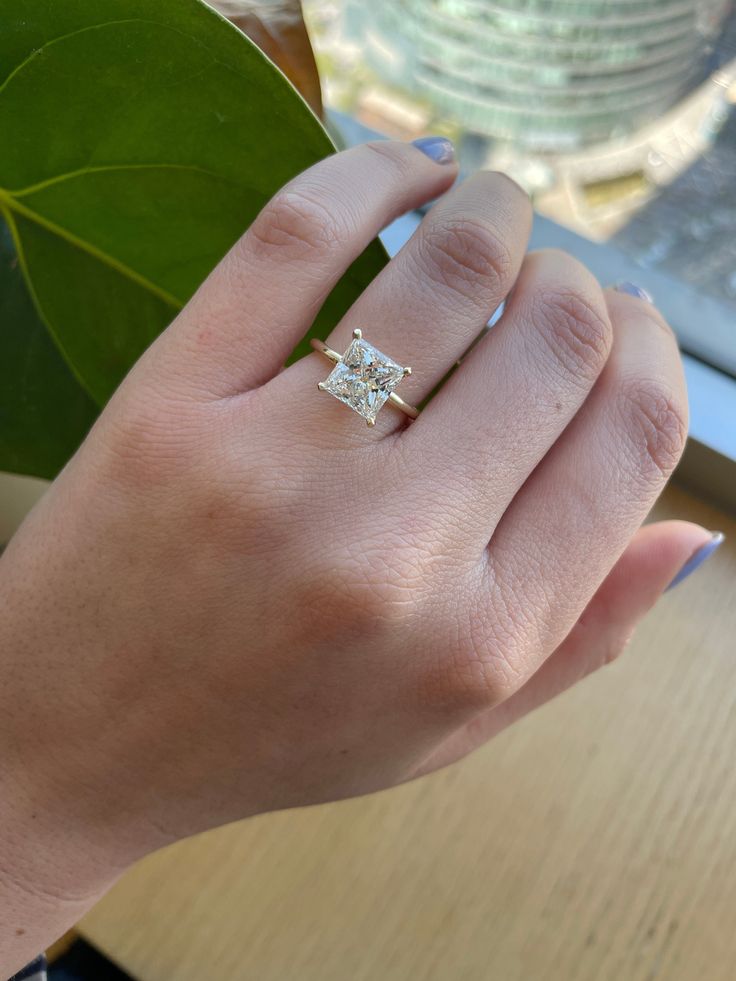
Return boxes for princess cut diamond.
[320,336,407,425]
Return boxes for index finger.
[150,140,458,397]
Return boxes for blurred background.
[307,0,736,324]
[209,0,736,398]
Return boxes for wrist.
[0,756,120,978]
[0,541,155,976]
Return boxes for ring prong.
[403,366,412,376]
[317,381,327,391]
[353,328,362,340]
[366,418,376,427]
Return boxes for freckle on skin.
[16,927,25,936]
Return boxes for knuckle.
[420,218,513,304]
[101,394,203,494]
[292,544,424,648]
[530,282,612,381]
[445,650,513,712]
[617,377,688,479]
[247,186,347,261]
[441,595,528,712]
[350,538,428,619]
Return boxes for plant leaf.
[212,1,323,117]
[0,216,97,479]
[0,0,387,475]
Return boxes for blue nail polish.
[665,532,725,591]
[614,281,654,303]
[411,136,456,165]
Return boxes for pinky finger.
[414,521,719,776]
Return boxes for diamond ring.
[311,329,419,427]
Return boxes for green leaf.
[0,217,97,479]
[0,0,387,476]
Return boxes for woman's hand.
[0,139,709,972]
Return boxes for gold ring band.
[310,330,419,426]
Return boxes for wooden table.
[80,485,736,981]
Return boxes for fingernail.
[614,281,654,303]
[665,532,725,591]
[411,136,456,165]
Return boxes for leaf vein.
[0,201,103,406]
[0,190,182,311]
[0,20,149,95]
[10,163,230,198]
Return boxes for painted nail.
[614,281,654,303]
[411,136,456,165]
[665,532,725,591]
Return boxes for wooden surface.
[80,485,736,981]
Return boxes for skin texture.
[0,141,709,974]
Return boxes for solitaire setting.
[311,329,417,426]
